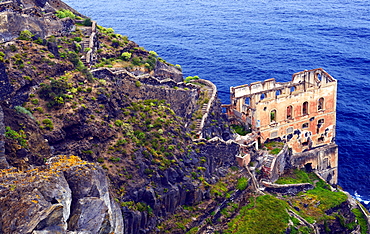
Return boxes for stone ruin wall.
[227,68,338,184]
[230,68,337,154]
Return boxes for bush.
[236,177,248,191]
[109,157,121,163]
[31,98,39,105]
[184,75,200,83]
[121,52,132,61]
[73,37,82,42]
[55,9,76,19]
[135,80,141,88]
[5,126,28,147]
[114,120,123,127]
[132,57,142,66]
[38,78,69,108]
[14,106,34,119]
[83,18,92,26]
[42,118,54,130]
[18,30,33,41]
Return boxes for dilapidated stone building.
[225,68,338,184]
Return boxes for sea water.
[64,0,370,207]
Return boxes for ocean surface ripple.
[64,0,370,207]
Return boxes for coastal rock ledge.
[0,155,124,234]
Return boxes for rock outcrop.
[0,105,9,169]
[0,155,124,233]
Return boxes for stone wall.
[292,143,338,184]
[0,105,9,168]
[227,68,337,154]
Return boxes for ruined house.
[225,68,338,184]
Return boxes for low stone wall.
[262,181,314,195]
[196,79,217,138]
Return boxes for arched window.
[286,105,293,119]
[245,97,250,105]
[260,93,265,100]
[318,97,324,111]
[302,101,308,115]
[270,109,276,122]
[290,86,296,93]
[317,73,322,81]
[276,90,281,96]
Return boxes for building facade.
[225,68,338,184]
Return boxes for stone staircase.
[77,21,96,66]
[192,83,215,137]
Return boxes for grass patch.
[352,208,369,234]
[275,169,311,184]
[264,141,284,155]
[231,124,250,136]
[225,195,290,234]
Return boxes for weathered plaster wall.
[292,143,338,184]
[229,68,337,154]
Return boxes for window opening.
[302,123,309,129]
[276,90,281,96]
[260,93,265,100]
[302,101,308,115]
[286,105,293,119]
[318,136,324,142]
[317,73,322,81]
[317,118,325,133]
[290,86,295,93]
[318,97,324,111]
[245,97,250,105]
[270,110,276,122]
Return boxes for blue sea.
[64,0,370,206]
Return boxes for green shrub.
[236,177,248,191]
[109,157,121,163]
[5,126,28,147]
[83,18,92,26]
[55,9,76,19]
[35,107,44,113]
[73,37,82,42]
[24,76,32,81]
[42,118,54,130]
[14,106,34,119]
[38,78,69,108]
[81,150,93,155]
[114,120,123,127]
[135,80,141,88]
[132,57,142,66]
[121,52,132,61]
[184,75,200,83]
[18,30,33,41]
[31,98,39,105]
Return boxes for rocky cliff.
[0,155,123,233]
